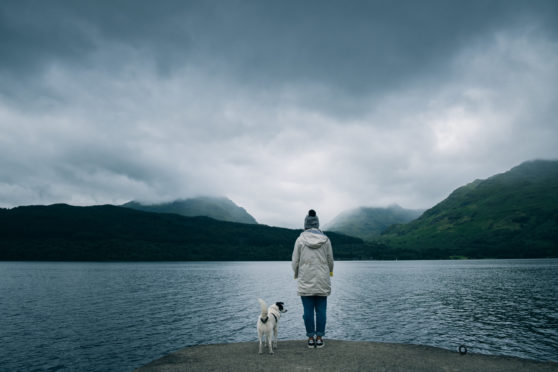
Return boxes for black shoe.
[307,338,315,348]
[316,338,324,348]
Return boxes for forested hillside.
[380,160,558,259]
[122,196,258,224]
[0,204,365,261]
[327,205,423,241]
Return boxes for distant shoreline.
[3,257,558,263]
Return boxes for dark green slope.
[0,204,365,261]
[327,205,424,241]
[122,196,258,224]
[381,160,558,259]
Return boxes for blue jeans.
[301,296,327,337]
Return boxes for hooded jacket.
[292,228,334,296]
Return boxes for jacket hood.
[300,229,329,249]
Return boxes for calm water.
[1,260,557,371]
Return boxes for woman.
[291,209,334,348]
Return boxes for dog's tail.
[258,298,268,322]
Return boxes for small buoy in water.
[458,345,468,355]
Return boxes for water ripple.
[0,260,557,371]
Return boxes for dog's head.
[275,302,288,313]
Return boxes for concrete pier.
[135,340,558,372]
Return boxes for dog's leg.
[268,332,274,354]
[258,331,263,354]
[273,325,278,349]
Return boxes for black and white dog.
[257,299,287,354]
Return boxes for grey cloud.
[1,1,557,227]
[0,1,192,72]
[2,1,558,99]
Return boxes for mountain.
[326,205,424,241]
[0,204,367,261]
[380,160,558,259]
[122,196,257,224]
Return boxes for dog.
[257,298,287,354]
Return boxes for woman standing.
[292,209,334,348]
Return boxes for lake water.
[1,260,557,371]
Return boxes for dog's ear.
[276,302,284,311]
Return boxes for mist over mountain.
[380,160,558,259]
[122,196,257,224]
[326,205,424,241]
[2,160,557,261]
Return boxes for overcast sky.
[1,0,557,228]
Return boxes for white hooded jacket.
[291,229,334,296]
